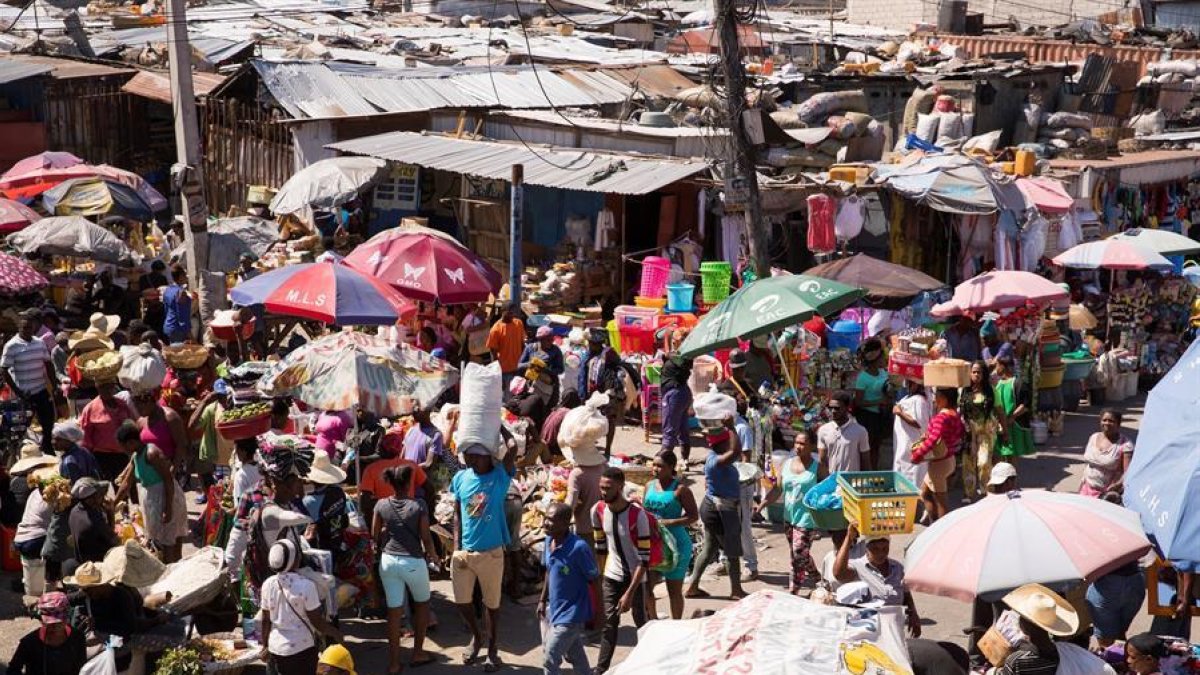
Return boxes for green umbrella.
[679,274,865,359]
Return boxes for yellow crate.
[838,472,920,537]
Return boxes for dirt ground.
[0,393,1195,674]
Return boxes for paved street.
[0,394,1194,673]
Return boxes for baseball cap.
[70,477,110,501]
[988,462,1017,486]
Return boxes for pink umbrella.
[344,226,502,304]
[229,261,416,325]
[905,489,1152,602]
[1052,239,1173,271]
[931,270,1068,317]
[0,251,48,296]
[0,198,41,233]
[0,151,88,188]
[1016,177,1073,214]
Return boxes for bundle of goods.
[118,343,167,395]
[77,349,122,383]
[923,358,971,388]
[909,96,976,149]
[526,262,582,309]
[455,361,504,455]
[766,91,885,169]
[887,328,937,380]
[1035,111,1096,153]
[147,547,227,615]
[1038,320,1066,390]
[216,401,272,440]
[163,343,210,370]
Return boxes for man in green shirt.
[188,378,233,505]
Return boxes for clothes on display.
[806,194,836,254]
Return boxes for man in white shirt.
[817,391,871,474]
[1,309,57,456]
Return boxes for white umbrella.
[171,216,279,272]
[7,215,136,265]
[1110,227,1200,256]
[1052,239,1173,271]
[269,157,387,216]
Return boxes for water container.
[1031,420,1049,445]
[699,261,733,304]
[665,283,694,312]
[828,320,863,352]
[639,256,671,298]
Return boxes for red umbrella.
[344,226,502,304]
[0,151,89,189]
[0,251,48,296]
[0,198,41,233]
[229,261,416,325]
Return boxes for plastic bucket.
[1031,421,1049,445]
[665,283,694,312]
[639,256,671,298]
[699,261,732,304]
[606,319,621,351]
[828,320,862,352]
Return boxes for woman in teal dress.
[993,354,1034,459]
[643,449,698,620]
[759,428,821,593]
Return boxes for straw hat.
[1001,583,1079,637]
[10,442,57,474]
[63,561,113,588]
[101,540,166,588]
[305,449,347,485]
[67,312,121,351]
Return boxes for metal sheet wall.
[947,35,1200,78]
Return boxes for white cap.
[988,462,1017,486]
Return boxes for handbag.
[910,436,949,463]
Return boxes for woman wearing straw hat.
[12,443,59,595]
[992,583,1078,674]
[66,541,173,641]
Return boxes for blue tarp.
[1124,338,1200,570]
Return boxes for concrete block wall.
[846,0,1128,31]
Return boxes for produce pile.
[219,401,271,422]
[31,475,72,512]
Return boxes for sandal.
[482,655,502,672]
[684,588,710,599]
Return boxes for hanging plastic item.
[807,193,836,254]
[834,194,866,241]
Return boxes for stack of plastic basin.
[828,320,863,351]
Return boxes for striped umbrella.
[1052,239,1173,270]
[229,261,416,325]
[905,489,1151,602]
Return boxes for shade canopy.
[7,216,136,265]
[229,261,415,325]
[42,177,156,222]
[269,156,387,216]
[906,489,1151,602]
[172,216,279,273]
[1111,228,1200,256]
[1052,239,1173,271]
[0,198,41,233]
[344,225,502,304]
[805,254,944,310]
[931,270,1069,317]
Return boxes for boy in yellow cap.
[317,644,356,675]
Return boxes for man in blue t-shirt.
[450,438,517,672]
[539,502,598,675]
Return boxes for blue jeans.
[1086,570,1145,640]
[543,621,591,675]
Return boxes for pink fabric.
[1016,177,1073,213]
[913,409,965,463]
[314,410,353,454]
[806,194,836,254]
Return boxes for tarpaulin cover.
[873,154,1003,215]
[7,215,136,265]
[805,254,944,310]
[171,216,279,273]
[1125,339,1200,571]
[42,177,154,222]
[1016,177,1073,213]
[269,156,386,217]
[610,590,913,675]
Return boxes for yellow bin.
[1015,149,1036,177]
[606,319,621,351]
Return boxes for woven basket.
[163,344,210,370]
[77,349,122,383]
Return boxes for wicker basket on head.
[77,349,122,384]
[163,344,210,370]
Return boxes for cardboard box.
[923,359,971,388]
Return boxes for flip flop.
[684,588,710,599]
[482,655,502,673]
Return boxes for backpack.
[595,501,667,572]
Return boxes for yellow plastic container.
[634,296,667,310]
[838,472,920,537]
[1015,149,1036,177]
[606,319,621,351]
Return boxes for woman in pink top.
[912,387,965,524]
[133,387,189,472]
[314,410,353,463]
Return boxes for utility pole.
[715,0,770,280]
[165,0,217,323]
[509,164,524,309]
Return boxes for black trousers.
[597,576,646,672]
[271,646,318,675]
[94,452,131,483]
[28,390,56,456]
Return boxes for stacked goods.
[162,344,210,370]
[910,96,975,149]
[217,401,272,440]
[767,93,885,170]
[887,328,937,381]
[1037,111,1095,151]
[1141,60,1200,99]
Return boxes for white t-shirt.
[260,571,321,656]
[232,463,262,504]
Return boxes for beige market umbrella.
[1068,304,1097,330]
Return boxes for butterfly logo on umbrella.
[445,268,465,284]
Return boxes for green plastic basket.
[699,261,732,304]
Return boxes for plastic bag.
[1045,111,1093,130]
[558,391,610,453]
[915,113,940,142]
[118,343,167,395]
[80,648,117,675]
[455,361,503,455]
[693,388,736,425]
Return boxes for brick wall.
[846,0,1127,30]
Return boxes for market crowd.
[0,250,1193,675]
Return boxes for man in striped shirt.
[2,309,57,456]
[591,466,649,673]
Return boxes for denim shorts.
[1086,570,1145,640]
[378,553,431,608]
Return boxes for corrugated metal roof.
[121,70,228,103]
[0,59,53,85]
[252,60,380,119]
[0,55,134,80]
[494,110,726,138]
[255,59,639,119]
[327,131,709,194]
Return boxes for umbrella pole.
[774,332,802,407]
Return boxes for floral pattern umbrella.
[257,331,458,415]
[0,251,48,296]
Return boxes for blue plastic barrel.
[828,320,862,351]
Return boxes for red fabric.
[806,194,836,254]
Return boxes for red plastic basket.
[618,325,657,355]
[211,316,256,342]
[216,411,271,441]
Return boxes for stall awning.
[326,132,710,195]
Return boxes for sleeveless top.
[133,448,164,488]
[141,417,177,460]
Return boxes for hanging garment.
[806,193,836,254]
[721,214,743,264]
[697,189,708,239]
[956,214,994,280]
[1058,209,1083,251]
[1020,214,1049,271]
[595,209,616,252]
[834,194,866,241]
[863,194,888,236]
